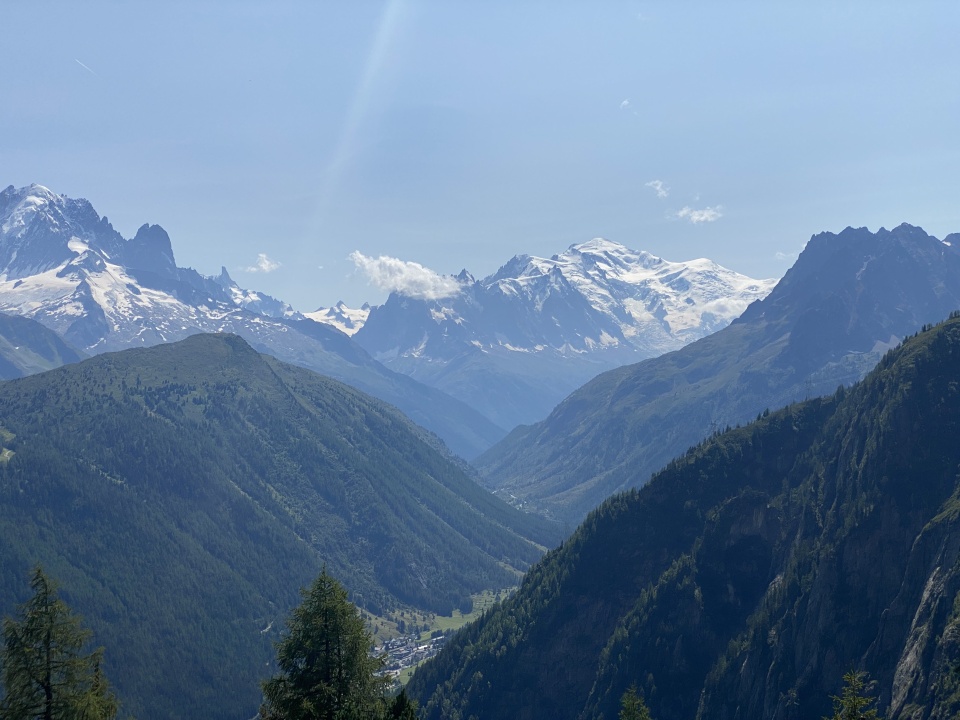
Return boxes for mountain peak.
[125,223,177,278]
[568,237,629,254]
[351,238,777,429]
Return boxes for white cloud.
[620,99,631,110]
[645,179,669,199]
[245,253,281,273]
[676,205,723,224]
[349,251,461,300]
[775,240,808,261]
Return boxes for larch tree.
[260,569,389,720]
[0,566,118,720]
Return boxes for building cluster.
[376,633,449,678]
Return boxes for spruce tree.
[619,684,652,720]
[825,670,882,720]
[0,567,118,720]
[260,569,388,720]
[387,689,418,720]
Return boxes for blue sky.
[2,1,958,310]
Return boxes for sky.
[2,1,958,311]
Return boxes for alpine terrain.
[337,239,775,430]
[0,183,503,458]
[410,313,960,720]
[477,223,960,521]
[0,333,559,719]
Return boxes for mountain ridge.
[0,331,558,719]
[347,237,775,429]
[476,222,960,521]
[409,313,960,720]
[0,183,504,458]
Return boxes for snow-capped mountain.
[0,184,504,458]
[305,301,370,337]
[344,239,776,429]
[0,185,298,351]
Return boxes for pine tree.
[260,569,388,720]
[825,670,882,720]
[387,689,418,720]
[619,684,652,720]
[0,567,118,720]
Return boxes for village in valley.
[364,588,512,683]
[377,633,451,681]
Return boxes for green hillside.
[410,313,960,720]
[0,333,559,719]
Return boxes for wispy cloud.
[74,59,97,77]
[775,240,808,261]
[676,205,723,224]
[245,253,281,273]
[645,179,669,199]
[620,99,631,110]
[350,251,461,300]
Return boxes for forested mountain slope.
[0,333,558,719]
[0,312,83,379]
[477,223,960,521]
[410,313,960,720]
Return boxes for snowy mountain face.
[305,301,370,337]
[0,185,295,351]
[0,184,505,459]
[357,239,775,359]
[347,239,776,429]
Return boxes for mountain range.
[476,223,960,522]
[409,313,960,720]
[0,183,502,458]
[4,180,960,719]
[0,333,559,719]
[324,238,775,430]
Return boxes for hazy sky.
[3,1,958,310]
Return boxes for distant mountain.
[410,314,960,720]
[346,238,775,429]
[0,333,559,719]
[305,301,371,336]
[0,312,83,378]
[0,183,504,458]
[477,224,960,521]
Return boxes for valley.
[2,184,959,720]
